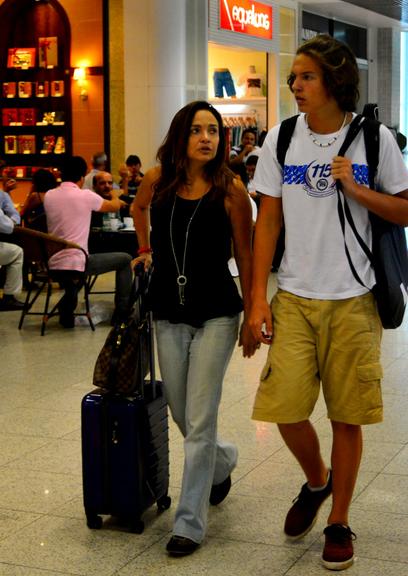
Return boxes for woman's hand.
[131,252,152,272]
[238,318,260,358]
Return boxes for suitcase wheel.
[86,513,103,530]
[129,519,145,534]
[157,495,171,511]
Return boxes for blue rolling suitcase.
[81,383,170,533]
[81,270,171,533]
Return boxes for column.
[122,0,188,169]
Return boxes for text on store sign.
[220,0,273,39]
[232,5,270,30]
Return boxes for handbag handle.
[134,264,157,399]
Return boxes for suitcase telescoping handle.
[147,309,156,398]
[134,263,157,400]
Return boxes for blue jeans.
[213,69,236,98]
[156,315,240,543]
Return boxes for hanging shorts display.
[213,68,236,98]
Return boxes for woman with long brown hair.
[133,100,257,556]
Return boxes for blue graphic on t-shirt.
[283,161,370,198]
[282,164,308,184]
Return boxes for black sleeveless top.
[149,190,243,327]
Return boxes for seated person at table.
[119,154,144,198]
[83,151,120,192]
[0,190,24,311]
[82,151,107,191]
[44,156,133,328]
[21,169,58,231]
[91,171,130,227]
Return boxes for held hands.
[248,298,273,346]
[238,319,259,358]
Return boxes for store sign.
[220,0,273,40]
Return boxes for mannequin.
[238,65,264,97]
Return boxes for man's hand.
[118,163,129,180]
[243,144,255,156]
[331,156,357,196]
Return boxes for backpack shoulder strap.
[336,115,381,289]
[276,115,299,168]
[337,114,364,157]
[362,117,380,189]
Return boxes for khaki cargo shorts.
[252,290,383,425]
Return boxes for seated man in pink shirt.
[44,156,132,328]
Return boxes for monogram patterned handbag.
[93,269,152,395]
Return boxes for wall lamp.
[73,66,88,100]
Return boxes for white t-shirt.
[253,113,408,299]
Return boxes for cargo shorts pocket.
[260,360,272,383]
[356,363,383,409]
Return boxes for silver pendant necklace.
[169,194,203,305]
[305,113,347,148]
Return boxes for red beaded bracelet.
[137,246,153,255]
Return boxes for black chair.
[12,226,95,335]
[85,273,115,297]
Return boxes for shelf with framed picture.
[0,1,72,177]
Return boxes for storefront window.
[208,43,268,151]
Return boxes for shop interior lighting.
[73,67,88,100]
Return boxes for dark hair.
[61,156,88,183]
[287,34,360,111]
[32,168,57,192]
[246,154,259,167]
[126,154,141,166]
[154,100,234,203]
[241,128,257,143]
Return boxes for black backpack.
[362,103,407,152]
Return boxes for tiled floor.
[0,272,407,575]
